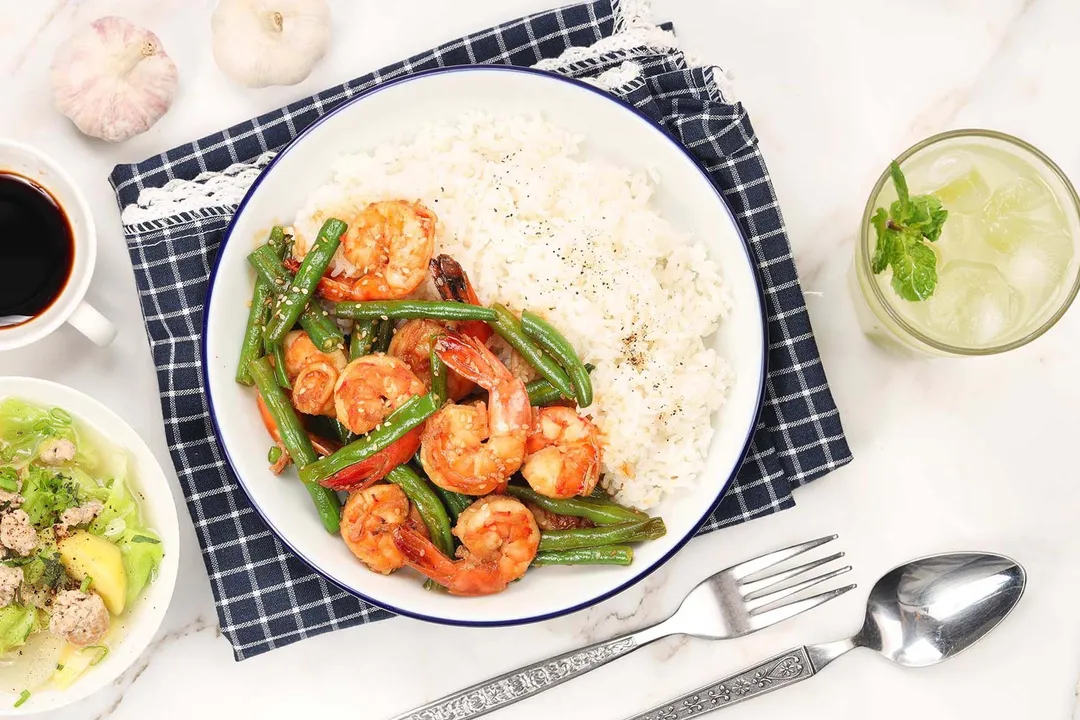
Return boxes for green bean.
[386,465,454,557]
[266,218,347,344]
[331,419,351,444]
[267,225,287,256]
[490,304,574,399]
[432,485,472,523]
[235,276,273,386]
[349,319,379,360]
[526,364,595,406]
[373,319,394,353]
[298,393,439,485]
[267,338,290,389]
[575,495,649,519]
[521,311,593,407]
[430,344,448,406]
[249,358,341,533]
[538,518,666,552]
[532,546,633,567]
[506,485,646,525]
[247,245,344,352]
[298,306,344,354]
[335,300,497,323]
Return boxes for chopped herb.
[40,553,65,590]
[0,468,18,493]
[79,576,93,593]
[870,161,949,301]
[87,645,108,666]
[20,468,81,527]
[14,690,29,708]
[267,446,282,464]
[55,663,64,671]
[130,536,160,544]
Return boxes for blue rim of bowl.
[202,64,769,627]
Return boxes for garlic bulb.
[50,17,178,143]
[211,0,331,88]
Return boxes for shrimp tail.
[392,526,458,586]
[319,426,423,492]
[434,331,504,389]
[429,255,492,342]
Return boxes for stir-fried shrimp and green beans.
[236,205,666,596]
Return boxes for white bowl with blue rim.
[202,66,766,626]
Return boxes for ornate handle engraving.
[392,635,641,720]
[628,647,815,720]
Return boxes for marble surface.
[1,0,1079,718]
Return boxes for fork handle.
[625,647,816,720]
[389,632,649,720]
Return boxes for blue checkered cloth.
[109,0,851,659]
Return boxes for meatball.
[59,500,104,530]
[48,590,109,647]
[0,510,38,556]
[0,490,22,509]
[38,438,76,466]
[0,566,22,608]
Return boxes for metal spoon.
[628,552,1026,719]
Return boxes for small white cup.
[0,140,116,351]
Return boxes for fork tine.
[726,534,838,580]
[749,583,857,630]
[740,552,845,596]
[745,565,852,611]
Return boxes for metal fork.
[389,535,855,720]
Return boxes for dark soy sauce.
[0,172,74,325]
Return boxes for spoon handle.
[625,647,816,720]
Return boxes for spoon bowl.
[861,552,1026,668]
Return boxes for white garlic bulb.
[211,0,332,88]
[50,17,178,143]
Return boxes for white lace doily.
[121,0,728,227]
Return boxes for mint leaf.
[869,161,947,301]
[889,233,938,301]
[908,195,948,242]
[870,208,894,274]
[889,161,910,213]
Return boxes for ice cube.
[923,261,1021,347]
[988,217,1074,305]
[922,153,990,215]
[983,176,1053,219]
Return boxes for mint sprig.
[870,161,949,301]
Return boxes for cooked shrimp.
[419,331,531,495]
[341,484,428,574]
[386,256,492,399]
[293,200,436,302]
[282,330,347,416]
[388,319,474,400]
[393,495,539,595]
[521,406,602,498]
[334,355,426,435]
[429,254,492,343]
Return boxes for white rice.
[293,112,733,509]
